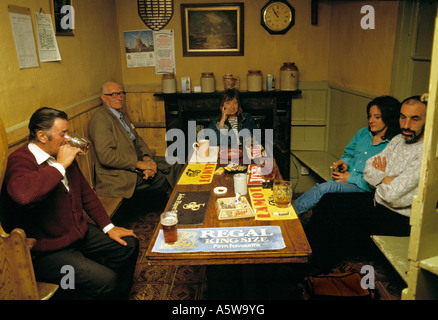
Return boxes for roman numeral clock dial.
[261,0,295,34]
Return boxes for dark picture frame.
[181,3,244,57]
[51,0,74,36]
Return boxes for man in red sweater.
[3,107,139,299]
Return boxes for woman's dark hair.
[366,95,401,140]
[28,107,68,142]
[220,88,243,116]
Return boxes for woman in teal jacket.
[293,95,401,216]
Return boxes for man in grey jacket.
[88,81,181,200]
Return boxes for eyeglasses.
[103,91,126,98]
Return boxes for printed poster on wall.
[35,12,61,62]
[124,30,155,68]
[8,5,39,69]
[154,29,175,74]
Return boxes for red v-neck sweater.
[3,144,112,252]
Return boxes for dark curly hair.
[366,95,401,140]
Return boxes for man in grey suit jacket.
[88,81,181,200]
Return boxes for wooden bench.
[97,196,124,218]
[371,235,410,283]
[292,150,337,182]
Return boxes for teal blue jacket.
[337,127,390,192]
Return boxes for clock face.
[262,1,294,34]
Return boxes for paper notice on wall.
[124,30,155,68]
[8,6,39,69]
[154,29,176,74]
[35,13,61,62]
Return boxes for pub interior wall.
[0,0,122,130]
[0,0,399,164]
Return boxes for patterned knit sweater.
[364,134,424,217]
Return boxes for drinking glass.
[161,212,178,244]
[65,131,91,156]
[273,180,292,208]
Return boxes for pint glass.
[160,212,178,244]
[273,180,292,208]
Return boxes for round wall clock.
[261,0,295,34]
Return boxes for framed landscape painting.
[181,3,244,56]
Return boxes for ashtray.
[224,163,247,173]
[214,196,254,220]
[219,148,243,160]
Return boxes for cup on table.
[193,139,210,158]
[160,212,178,244]
[65,131,91,156]
[273,180,292,208]
[233,173,247,195]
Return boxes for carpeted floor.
[113,194,407,300]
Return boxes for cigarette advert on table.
[152,226,286,253]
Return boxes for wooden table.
[145,158,312,266]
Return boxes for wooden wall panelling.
[125,92,142,123]
[69,114,93,187]
[126,91,167,156]
[290,82,329,152]
[327,85,373,158]
[140,92,167,156]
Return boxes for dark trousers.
[304,193,411,271]
[135,156,183,199]
[32,224,139,300]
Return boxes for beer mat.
[188,146,219,163]
[168,191,211,225]
[247,164,269,186]
[248,187,298,221]
[152,226,286,253]
[245,144,266,159]
[177,163,217,185]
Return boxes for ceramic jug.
[201,72,215,93]
[247,70,263,92]
[223,74,240,90]
[161,73,177,93]
[280,62,299,91]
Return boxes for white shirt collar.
[28,142,68,190]
[106,105,123,118]
[28,142,54,165]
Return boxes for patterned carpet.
[113,195,208,300]
[112,194,406,300]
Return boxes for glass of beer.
[65,131,91,156]
[160,212,178,244]
[273,180,292,208]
